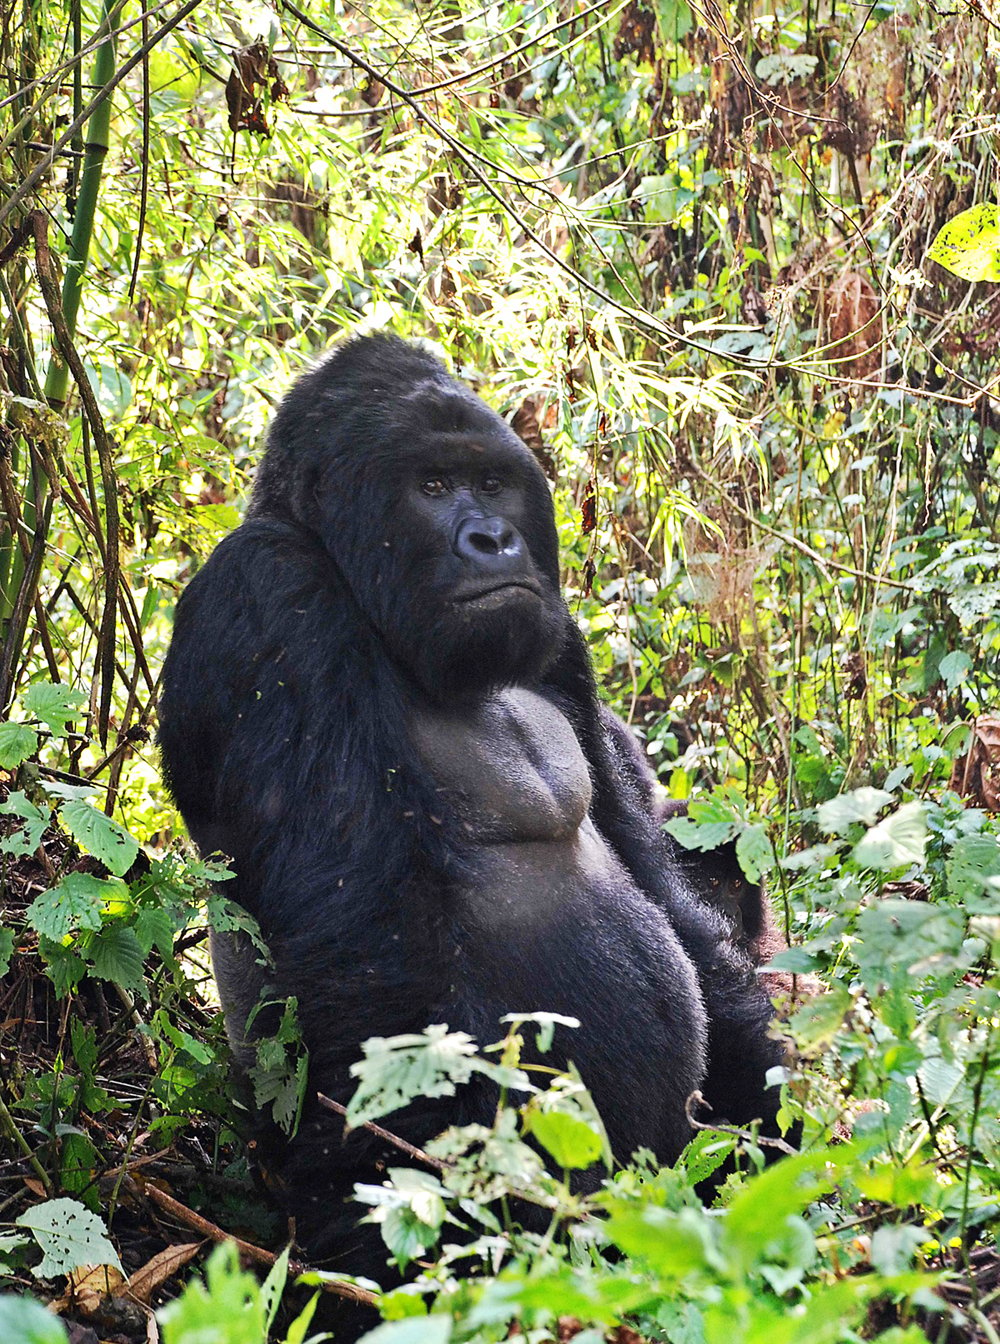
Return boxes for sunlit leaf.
[927,203,1000,281]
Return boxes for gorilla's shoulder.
[177,516,339,628]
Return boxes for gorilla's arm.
[160,518,452,1082]
[546,634,788,1136]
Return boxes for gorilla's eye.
[480,474,503,495]
[421,477,449,498]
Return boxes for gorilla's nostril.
[469,522,512,553]
[457,516,519,559]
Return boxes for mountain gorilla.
[159,334,787,1295]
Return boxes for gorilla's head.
[249,335,567,700]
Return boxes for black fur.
[159,334,787,1304]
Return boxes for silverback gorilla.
[158,334,787,1290]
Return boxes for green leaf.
[356,1169,447,1267]
[22,683,86,735]
[135,904,175,958]
[259,1245,290,1333]
[755,51,819,85]
[853,800,927,871]
[664,816,737,851]
[721,1149,841,1267]
[937,649,972,690]
[524,1109,604,1169]
[60,800,139,876]
[59,1132,100,1211]
[606,1204,714,1278]
[736,824,772,882]
[0,926,14,976]
[656,0,693,42]
[869,1224,924,1275]
[635,175,695,225]
[15,1198,121,1278]
[0,791,49,857]
[0,1295,68,1344]
[0,721,38,768]
[766,946,822,974]
[927,203,1000,282]
[39,939,86,996]
[854,900,965,981]
[40,780,99,802]
[947,833,1000,901]
[27,873,114,941]
[347,1025,481,1127]
[787,984,851,1050]
[158,1241,267,1343]
[88,924,145,992]
[357,1317,452,1344]
[816,787,892,835]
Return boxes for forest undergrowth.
[2,0,1000,1339]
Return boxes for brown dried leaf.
[950,714,1000,810]
[226,42,284,136]
[51,1262,126,1315]
[511,396,555,476]
[823,268,880,380]
[125,1240,204,1304]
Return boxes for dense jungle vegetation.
[1,0,1000,1339]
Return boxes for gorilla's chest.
[411,688,592,844]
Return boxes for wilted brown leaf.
[823,268,881,380]
[124,1240,204,1304]
[950,714,1000,810]
[50,1261,126,1314]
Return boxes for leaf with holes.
[26,873,115,941]
[15,1198,121,1278]
[0,791,49,858]
[60,800,139,877]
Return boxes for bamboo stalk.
[43,0,122,407]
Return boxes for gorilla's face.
[315,377,567,701]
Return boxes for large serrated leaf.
[347,1025,480,1126]
[26,873,112,941]
[88,924,145,992]
[22,683,86,735]
[927,203,1000,282]
[0,721,39,768]
[524,1108,604,1169]
[15,1197,122,1278]
[60,800,139,876]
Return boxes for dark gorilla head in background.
[247,334,567,702]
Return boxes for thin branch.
[685,1091,799,1156]
[317,1093,446,1173]
[131,1178,378,1307]
[688,459,919,592]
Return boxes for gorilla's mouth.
[453,579,541,605]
